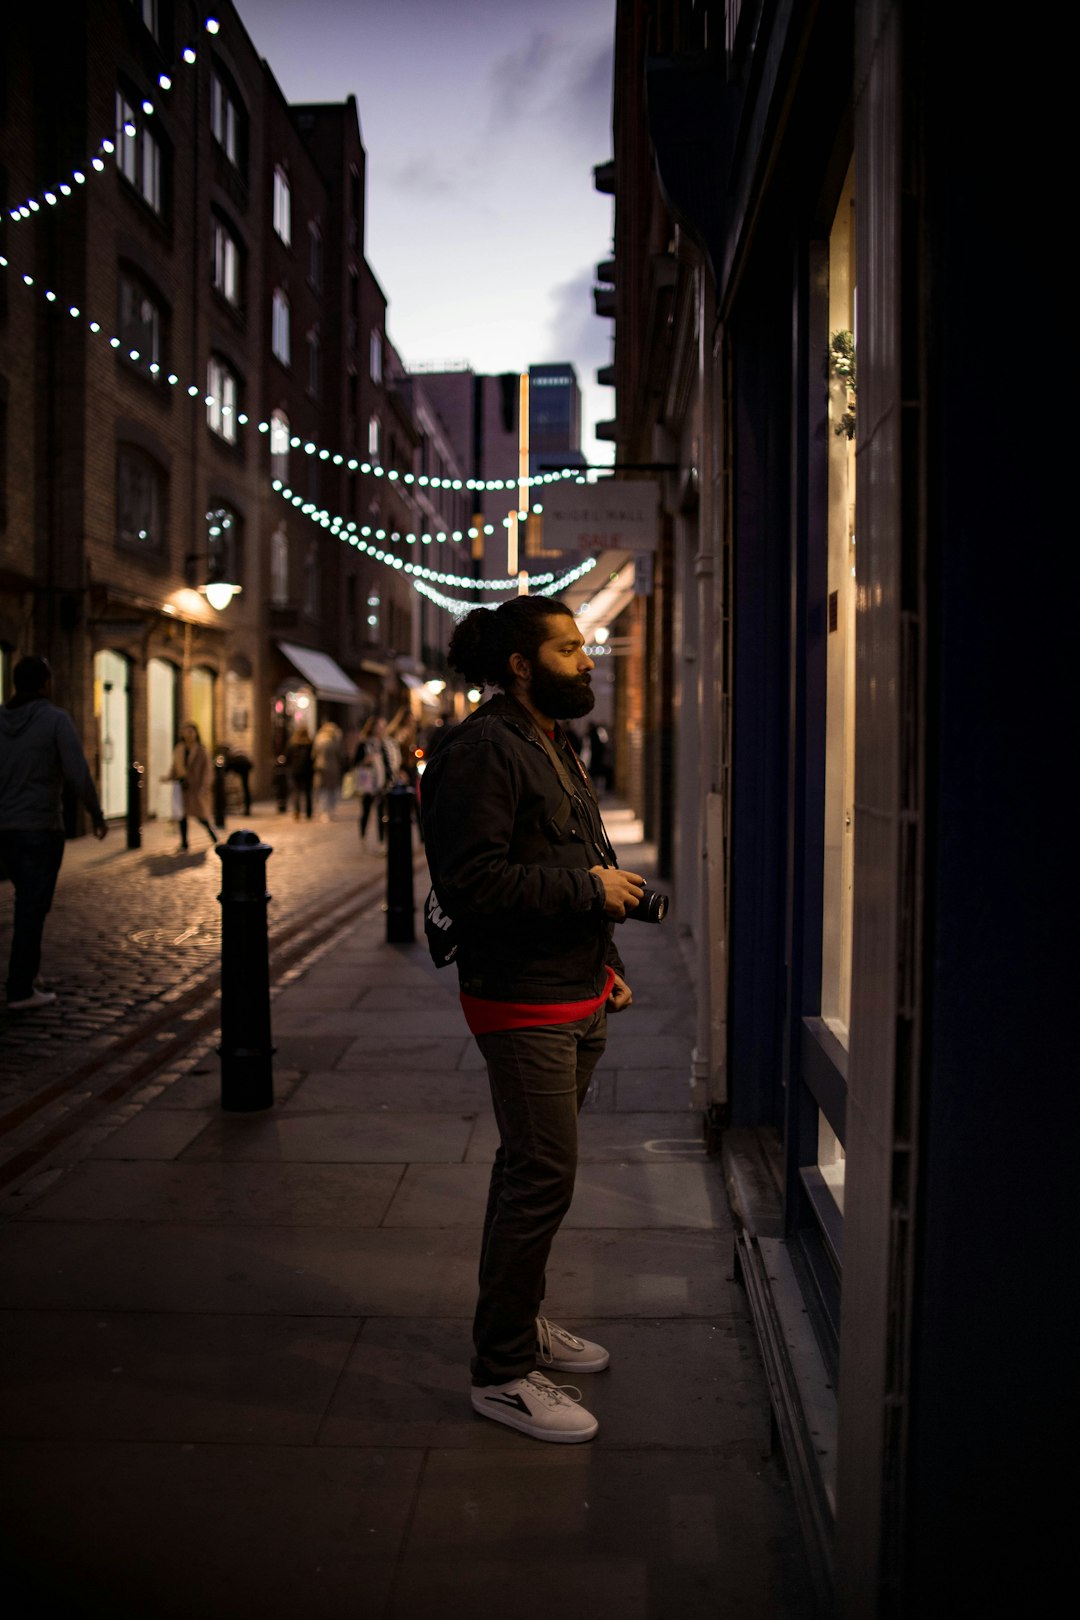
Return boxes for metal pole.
[385,782,415,943]
[126,760,143,850]
[212,752,228,828]
[216,831,274,1110]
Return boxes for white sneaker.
[536,1317,610,1373]
[471,1372,598,1443]
[7,988,57,1011]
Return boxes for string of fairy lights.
[271,480,598,602]
[6,17,223,226]
[5,9,611,608]
[0,252,594,501]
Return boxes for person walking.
[163,722,220,852]
[352,716,400,846]
[285,723,314,820]
[0,655,108,1011]
[421,596,646,1443]
[312,719,343,821]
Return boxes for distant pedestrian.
[352,716,400,845]
[221,747,252,815]
[162,723,220,852]
[285,723,314,820]
[0,655,108,1011]
[312,720,344,820]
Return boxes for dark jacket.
[421,693,624,1002]
[0,696,104,832]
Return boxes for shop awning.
[277,641,362,704]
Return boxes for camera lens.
[628,886,668,923]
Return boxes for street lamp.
[185,554,242,610]
[186,506,242,609]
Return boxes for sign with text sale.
[541,479,659,553]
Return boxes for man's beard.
[529,663,596,720]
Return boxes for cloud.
[541,264,610,371]
[390,152,457,198]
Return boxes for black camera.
[627,886,669,924]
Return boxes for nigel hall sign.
[541,480,659,553]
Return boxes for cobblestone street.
[0,799,397,1116]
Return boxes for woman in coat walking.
[312,720,344,821]
[163,722,220,852]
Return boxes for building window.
[271,288,290,365]
[206,502,240,586]
[368,413,380,460]
[115,90,162,215]
[270,409,289,481]
[273,166,291,245]
[211,217,240,306]
[307,330,321,398]
[210,71,239,166]
[270,525,289,605]
[130,0,159,40]
[308,222,322,290]
[118,269,163,370]
[207,355,238,444]
[370,327,383,385]
[303,540,319,618]
[116,445,165,549]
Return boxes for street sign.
[540,479,659,552]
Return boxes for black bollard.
[385,782,416,943]
[126,760,143,850]
[216,831,275,1110]
[212,753,228,829]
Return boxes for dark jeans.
[472,1006,607,1385]
[0,830,65,1002]
[359,791,384,839]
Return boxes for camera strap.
[529,718,619,870]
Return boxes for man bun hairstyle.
[447,596,571,690]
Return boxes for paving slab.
[337,1034,473,1070]
[0,1311,360,1444]
[0,1442,423,1620]
[86,1109,215,1160]
[14,1159,405,1226]
[275,1006,471,1038]
[615,1067,700,1111]
[281,1067,492,1113]
[179,1110,474,1164]
[596,1032,695,1070]
[383,1161,727,1230]
[0,1222,479,1316]
[391,1446,815,1620]
[466,1110,709,1164]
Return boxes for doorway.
[147,658,178,820]
[92,650,130,819]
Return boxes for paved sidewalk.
[0,809,816,1619]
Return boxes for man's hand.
[609,971,633,1013]
[590,865,647,920]
[93,819,108,841]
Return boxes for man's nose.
[578,650,595,672]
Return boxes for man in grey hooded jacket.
[0,656,107,1010]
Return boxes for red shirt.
[460,965,616,1036]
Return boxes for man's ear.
[508,651,531,685]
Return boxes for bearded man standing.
[421,596,646,1443]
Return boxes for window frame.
[206,355,239,445]
[115,89,163,216]
[271,287,291,365]
[211,215,241,307]
[117,266,164,372]
[273,165,292,246]
[116,443,167,552]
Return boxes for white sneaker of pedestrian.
[7,988,57,1011]
[470,1372,598,1443]
[536,1316,610,1373]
